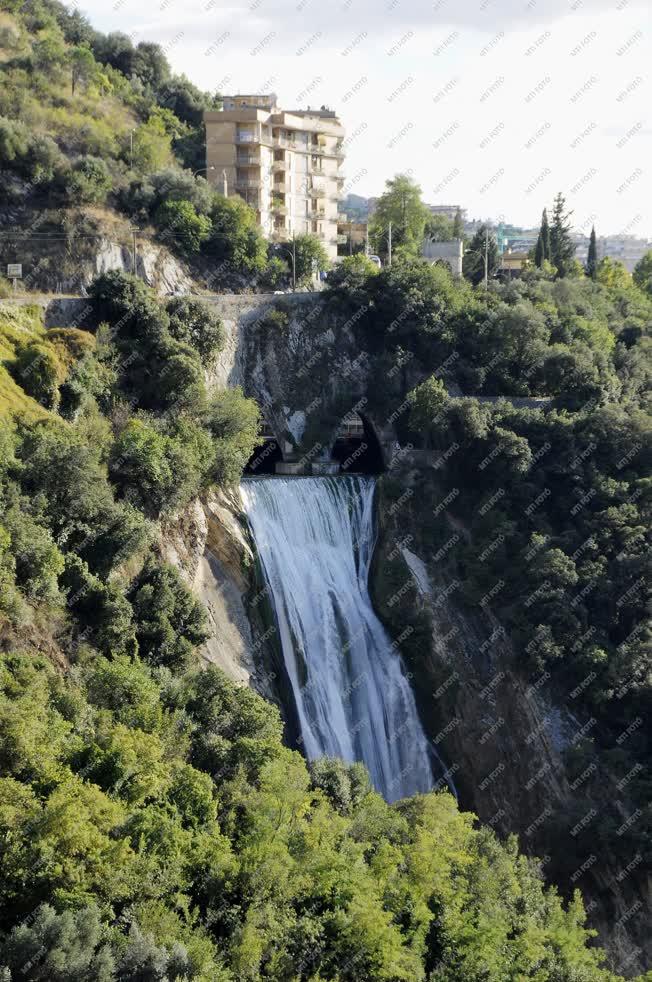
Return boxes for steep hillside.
[0,0,278,293]
[0,273,640,981]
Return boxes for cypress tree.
[549,192,575,277]
[586,225,598,279]
[534,232,544,267]
[453,208,463,239]
[541,208,551,261]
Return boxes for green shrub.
[61,554,137,657]
[3,506,64,601]
[166,297,224,362]
[109,418,205,516]
[207,194,267,274]
[13,341,67,408]
[155,199,211,256]
[129,558,208,669]
[204,387,260,486]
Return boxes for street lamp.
[194,165,216,179]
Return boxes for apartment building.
[573,233,651,273]
[204,94,345,261]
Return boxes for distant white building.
[567,233,651,272]
[422,239,464,277]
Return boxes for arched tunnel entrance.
[244,418,284,475]
[331,412,385,474]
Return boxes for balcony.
[235,131,257,144]
[272,204,288,216]
[235,177,263,189]
[273,182,289,193]
[236,154,260,165]
[271,160,286,173]
[273,136,297,149]
[308,187,326,198]
[336,234,348,244]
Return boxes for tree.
[549,192,576,277]
[326,254,378,297]
[66,156,112,204]
[596,257,631,290]
[155,200,211,256]
[462,225,499,286]
[633,250,652,296]
[32,31,67,74]
[132,41,170,89]
[92,31,135,75]
[204,387,260,485]
[166,298,224,362]
[407,376,449,446]
[541,207,551,261]
[586,225,598,279]
[0,904,115,981]
[534,209,551,268]
[292,233,330,284]
[109,418,206,516]
[453,208,464,238]
[369,174,430,257]
[261,256,289,290]
[129,558,208,669]
[129,116,173,173]
[69,44,96,94]
[425,213,454,243]
[207,194,267,275]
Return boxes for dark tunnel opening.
[245,439,284,475]
[331,413,385,475]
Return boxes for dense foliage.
[0,283,639,981]
[323,253,650,935]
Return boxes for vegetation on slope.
[325,255,651,958]
[0,266,641,979]
[0,0,329,291]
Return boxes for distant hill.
[342,193,374,221]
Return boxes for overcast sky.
[82,0,650,237]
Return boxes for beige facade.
[337,217,368,255]
[204,94,345,261]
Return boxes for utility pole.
[388,221,393,266]
[130,129,135,170]
[484,226,489,291]
[291,233,296,292]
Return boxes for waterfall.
[240,476,434,802]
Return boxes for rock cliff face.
[0,206,192,296]
[160,490,273,696]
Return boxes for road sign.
[6,264,22,278]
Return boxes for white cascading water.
[240,476,434,802]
